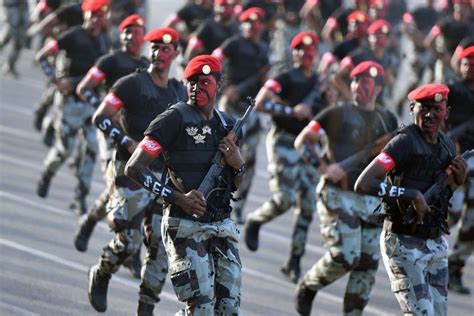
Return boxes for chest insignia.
[202,125,212,135]
[193,134,206,144]
[186,126,198,136]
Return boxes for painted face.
[83,9,108,35]
[350,76,376,105]
[348,20,367,39]
[149,42,177,70]
[241,19,264,40]
[460,57,474,81]
[412,101,448,136]
[121,25,145,55]
[187,74,219,107]
[292,45,317,68]
[215,3,235,21]
[369,32,390,50]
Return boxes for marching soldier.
[354,83,468,316]
[125,54,244,315]
[244,31,322,283]
[294,61,398,315]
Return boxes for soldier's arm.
[35,39,60,82]
[125,137,207,217]
[36,11,62,38]
[294,120,324,165]
[331,58,352,101]
[76,66,106,108]
[92,92,137,154]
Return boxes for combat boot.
[74,215,97,252]
[88,264,111,312]
[123,248,142,279]
[281,255,302,283]
[136,300,154,316]
[449,266,470,294]
[295,280,317,316]
[37,172,52,198]
[244,220,261,251]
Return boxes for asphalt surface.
[0,0,473,315]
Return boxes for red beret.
[460,46,474,59]
[347,10,370,23]
[118,14,145,32]
[407,83,449,103]
[144,27,179,43]
[215,0,240,4]
[368,19,391,34]
[81,0,109,12]
[350,60,385,79]
[370,0,387,9]
[290,31,319,49]
[239,7,266,22]
[183,55,222,80]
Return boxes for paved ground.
[0,1,472,315]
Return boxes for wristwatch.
[233,163,246,177]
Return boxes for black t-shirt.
[221,35,269,96]
[412,6,439,35]
[349,48,392,70]
[333,38,360,61]
[318,0,343,21]
[447,80,474,152]
[56,3,83,27]
[110,70,187,162]
[315,104,398,188]
[95,50,149,91]
[271,68,322,135]
[177,3,213,34]
[194,18,240,54]
[437,16,472,54]
[57,26,109,78]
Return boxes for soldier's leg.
[137,202,168,315]
[245,129,298,252]
[162,216,215,316]
[73,120,97,215]
[283,163,318,283]
[214,219,242,316]
[5,4,28,75]
[37,96,78,198]
[448,176,474,294]
[34,83,56,131]
[343,224,381,316]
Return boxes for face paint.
[215,3,235,21]
[121,25,145,55]
[187,75,218,107]
[369,32,389,50]
[150,43,176,70]
[84,10,107,35]
[241,20,264,40]
[460,57,474,81]
[292,45,317,68]
[413,102,448,136]
[351,76,376,105]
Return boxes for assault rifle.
[447,117,474,140]
[197,97,255,200]
[403,149,474,225]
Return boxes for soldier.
[332,10,370,62]
[74,14,149,279]
[35,0,110,214]
[212,7,270,223]
[446,46,474,294]
[184,0,240,60]
[244,32,321,283]
[125,54,244,316]
[86,27,187,314]
[354,83,468,316]
[294,61,398,315]
[0,0,29,77]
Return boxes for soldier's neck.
[148,67,170,88]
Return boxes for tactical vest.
[163,102,236,217]
[384,124,455,237]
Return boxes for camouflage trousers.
[162,215,241,316]
[246,127,318,258]
[98,160,168,304]
[381,223,449,316]
[302,180,382,315]
[448,173,474,272]
[220,99,261,217]
[43,93,97,200]
[0,1,28,71]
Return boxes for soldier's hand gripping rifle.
[403,149,474,226]
[197,97,255,200]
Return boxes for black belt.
[387,220,442,240]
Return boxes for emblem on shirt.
[193,134,206,144]
[186,126,198,136]
[202,125,212,135]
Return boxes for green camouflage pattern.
[302,180,382,315]
[163,215,241,316]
